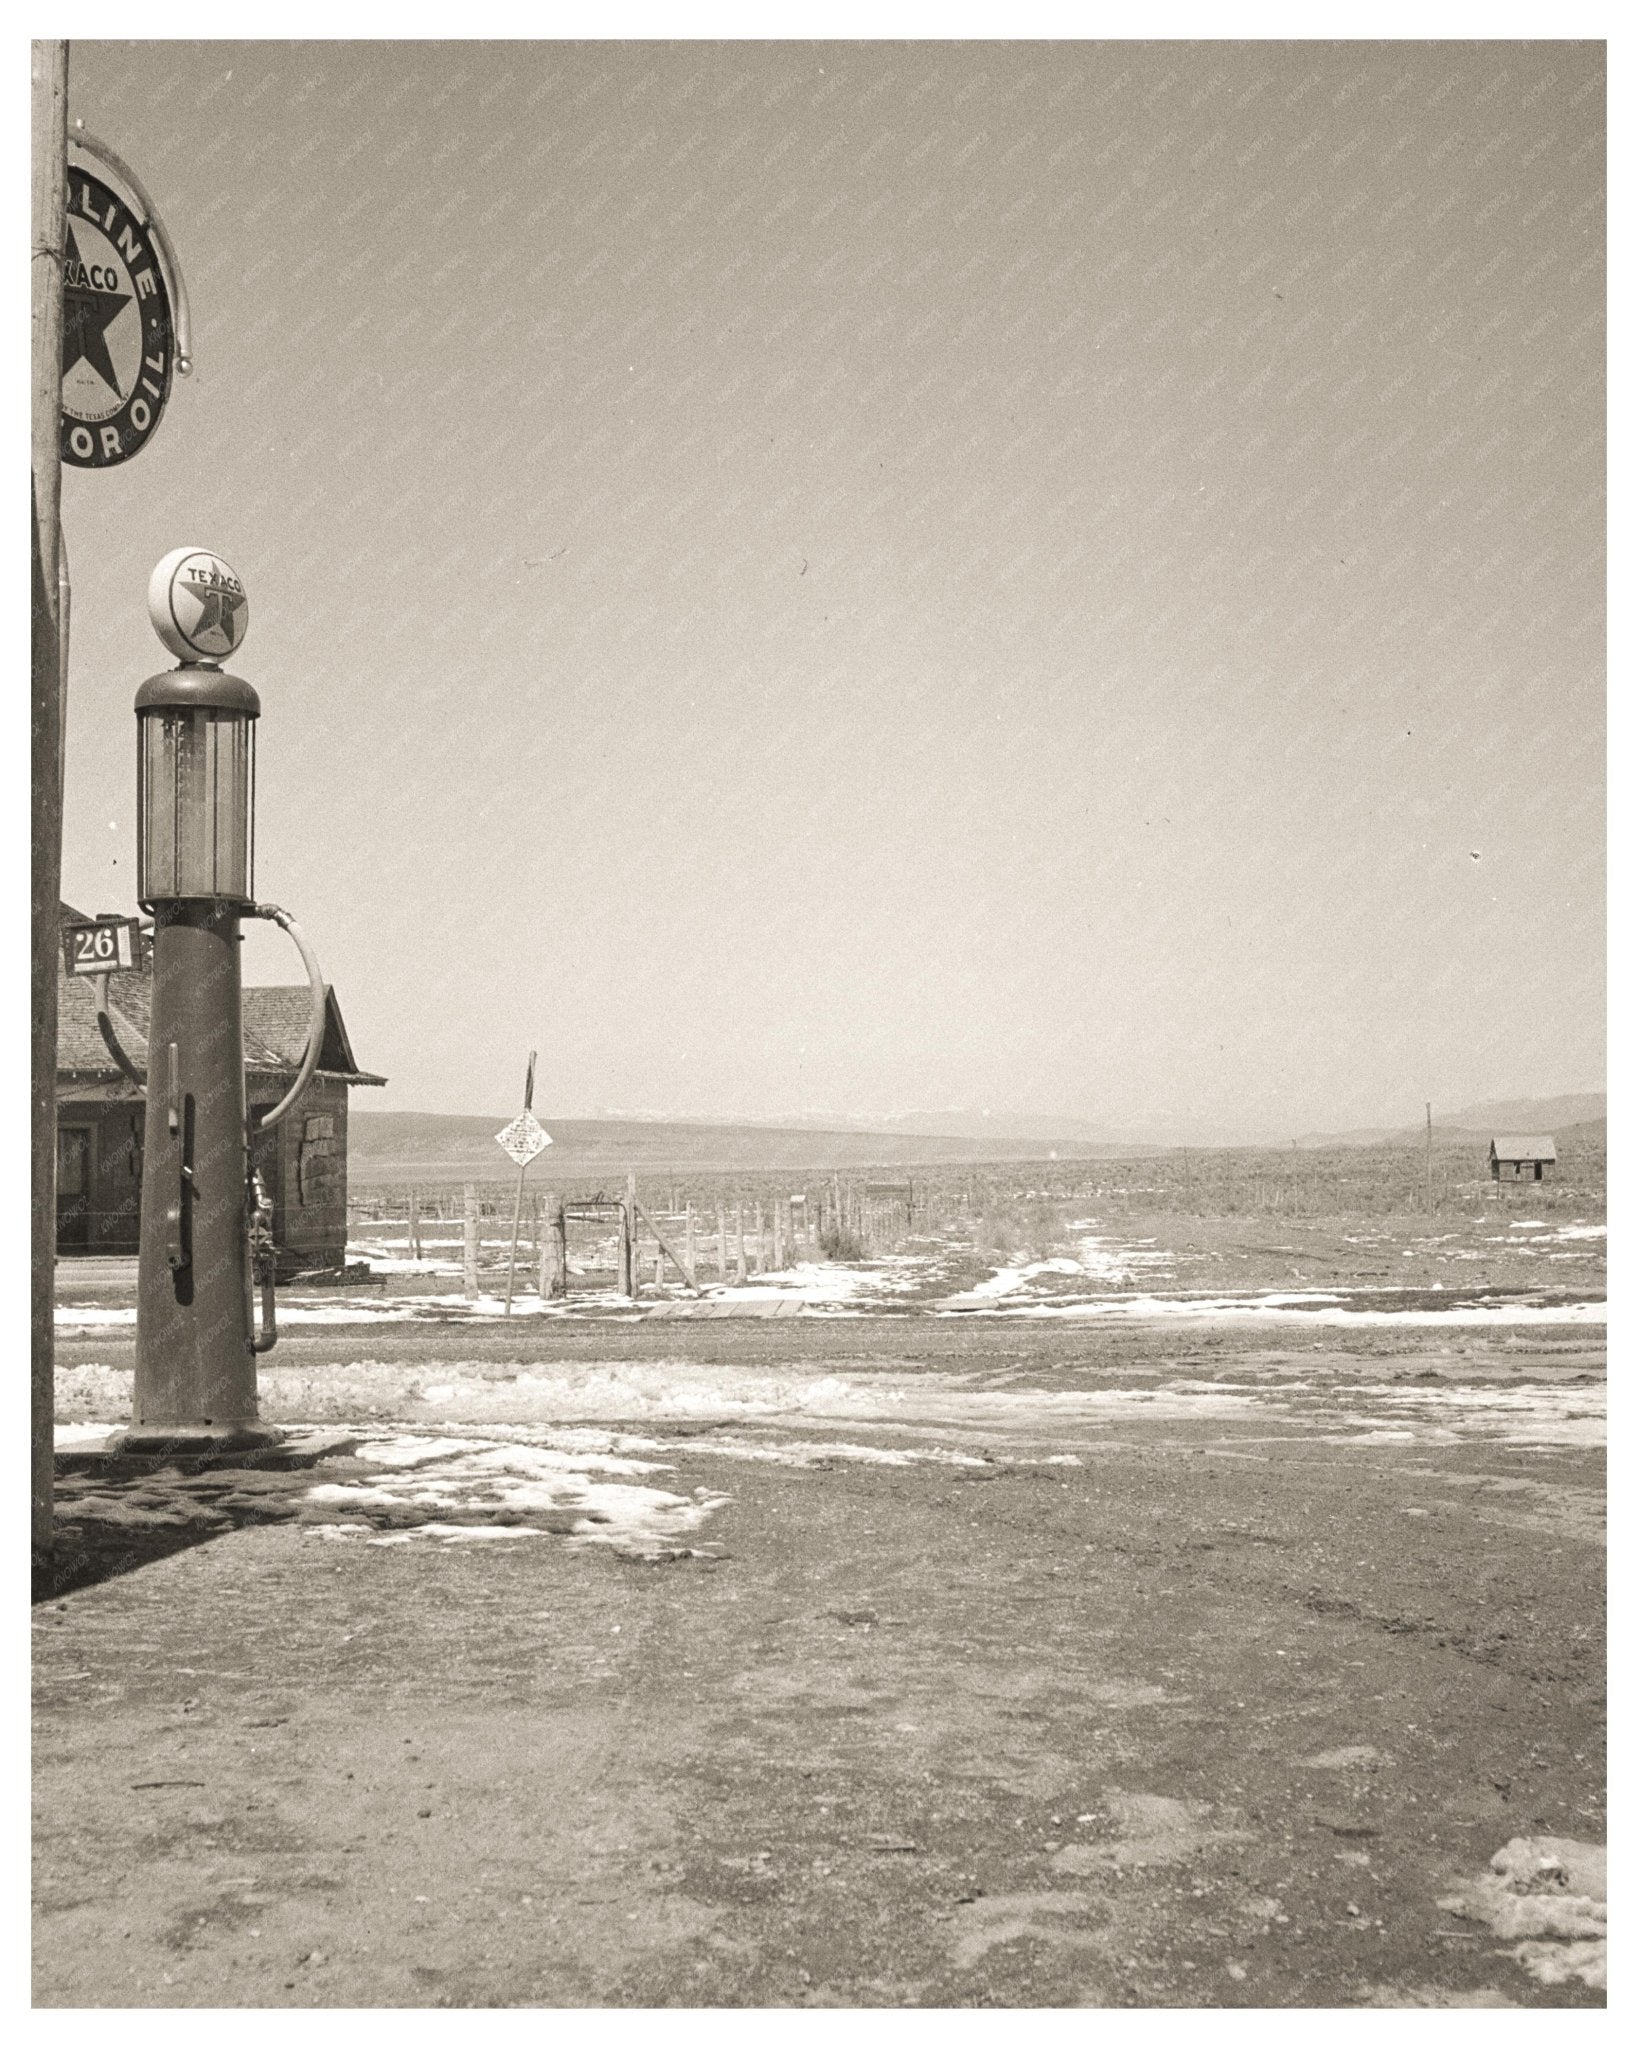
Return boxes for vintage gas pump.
[117,548,327,1452]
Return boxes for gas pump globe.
[138,544,257,904]
[119,547,327,1454]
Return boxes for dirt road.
[35,1316,1604,2007]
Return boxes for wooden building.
[55,904,384,1276]
[1489,1135,1557,1184]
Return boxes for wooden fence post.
[773,1198,785,1271]
[623,1172,638,1297]
[717,1200,728,1280]
[537,1206,553,1298]
[463,1182,479,1301]
[735,1203,747,1283]
[408,1185,422,1261]
[684,1203,697,1287]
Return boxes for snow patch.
[697,1262,891,1305]
[1438,1836,1606,1990]
[52,1421,119,1447]
[1073,1232,1174,1283]
[353,1434,665,1477]
[303,1432,728,1561]
[948,1259,1081,1303]
[654,1435,994,1470]
[352,1251,464,1276]
[938,1293,1605,1328]
[941,1231,1175,1308]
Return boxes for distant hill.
[1292,1093,1606,1150]
[874,1110,1135,1149]
[1426,1092,1605,1135]
[350,1089,1606,1182]
[347,1110,1123,1185]
[781,1096,1607,1152]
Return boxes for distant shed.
[1489,1135,1557,1184]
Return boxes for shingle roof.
[55,905,384,1091]
[242,986,385,1084]
[1489,1134,1557,1162]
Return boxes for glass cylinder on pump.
[137,692,255,905]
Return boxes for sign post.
[495,1054,551,1314]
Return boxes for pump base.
[111,1423,284,1459]
[56,1427,359,1477]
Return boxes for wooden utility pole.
[32,41,68,1588]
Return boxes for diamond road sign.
[495,1111,552,1166]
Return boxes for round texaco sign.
[148,547,250,664]
[60,169,175,469]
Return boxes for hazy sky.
[56,38,1604,1134]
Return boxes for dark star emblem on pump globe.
[59,169,175,469]
[148,548,250,664]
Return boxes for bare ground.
[35,1313,1604,2008]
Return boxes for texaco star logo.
[149,548,250,663]
[60,170,175,469]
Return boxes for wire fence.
[347,1131,1605,1268]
